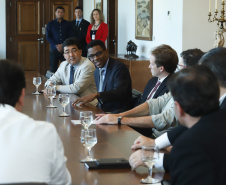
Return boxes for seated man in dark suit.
[136,44,178,106]
[130,47,226,153]
[70,6,90,57]
[130,65,226,185]
[73,40,132,113]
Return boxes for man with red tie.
[136,45,178,106]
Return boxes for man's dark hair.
[75,6,83,11]
[0,60,26,107]
[199,47,226,88]
[55,6,65,12]
[168,65,219,117]
[151,44,178,74]
[87,40,106,51]
[180,49,204,67]
[62,38,82,53]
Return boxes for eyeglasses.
[64,49,79,55]
[88,51,104,60]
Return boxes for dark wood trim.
[6,0,11,60]
[107,0,118,54]
[78,0,83,9]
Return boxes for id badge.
[92,34,95,40]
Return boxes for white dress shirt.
[0,105,71,184]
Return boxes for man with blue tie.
[73,40,132,113]
[70,6,90,57]
[45,38,97,106]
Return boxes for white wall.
[0,1,6,59]
[118,0,183,57]
[182,0,222,52]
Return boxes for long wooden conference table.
[23,71,168,185]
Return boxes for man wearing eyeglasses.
[73,40,132,113]
[45,38,98,106]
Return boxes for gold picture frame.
[135,0,153,40]
[94,0,103,11]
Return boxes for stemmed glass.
[46,86,57,108]
[48,80,56,98]
[33,77,42,95]
[140,145,160,184]
[58,94,70,117]
[80,129,97,162]
[80,111,93,130]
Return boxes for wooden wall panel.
[18,42,39,71]
[17,1,40,35]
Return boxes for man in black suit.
[73,40,132,113]
[70,6,90,57]
[130,65,226,185]
[136,45,178,106]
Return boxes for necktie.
[146,81,161,100]
[69,66,74,84]
[99,69,105,92]
[76,21,79,27]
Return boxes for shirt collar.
[76,18,83,22]
[99,58,109,72]
[219,93,226,105]
[158,75,169,83]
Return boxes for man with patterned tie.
[45,38,97,106]
[73,40,132,113]
[136,45,178,106]
[70,6,90,57]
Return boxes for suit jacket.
[166,108,226,185]
[70,19,90,57]
[163,98,226,172]
[140,75,170,104]
[94,58,132,113]
[46,57,98,106]
[86,22,108,44]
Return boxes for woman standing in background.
[86,9,108,44]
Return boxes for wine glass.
[80,129,97,162]
[140,145,160,184]
[48,80,56,98]
[80,111,93,130]
[58,94,70,117]
[33,77,42,95]
[46,86,57,108]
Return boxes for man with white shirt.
[0,60,71,184]
[45,38,97,106]
[130,65,226,185]
[129,47,226,172]
[136,45,178,106]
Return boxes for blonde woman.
[86,9,108,44]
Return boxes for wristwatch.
[118,116,122,125]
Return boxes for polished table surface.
[23,71,167,185]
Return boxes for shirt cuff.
[155,133,171,149]
[154,152,165,170]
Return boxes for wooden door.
[6,0,78,75]
[107,0,118,55]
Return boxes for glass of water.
[140,145,160,184]
[46,86,57,108]
[33,77,42,95]
[58,94,70,117]
[48,80,56,98]
[80,129,97,162]
[80,111,93,130]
